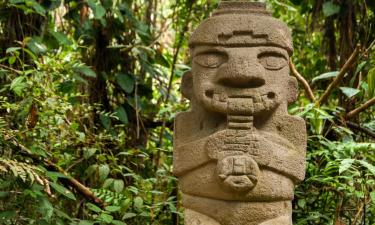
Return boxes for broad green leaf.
[23,48,37,61]
[73,65,96,78]
[50,182,76,200]
[355,61,367,75]
[105,205,121,212]
[26,37,47,54]
[368,68,375,98]
[115,73,134,93]
[114,106,128,125]
[339,159,355,174]
[49,30,72,46]
[31,2,46,15]
[98,164,110,181]
[78,220,94,225]
[312,71,338,83]
[112,220,127,225]
[83,148,97,159]
[103,178,114,188]
[94,4,106,19]
[358,160,375,175]
[322,1,340,17]
[371,192,375,204]
[85,164,98,178]
[87,0,106,19]
[122,212,137,220]
[113,179,124,193]
[339,87,360,98]
[134,196,143,209]
[86,203,102,213]
[98,213,113,223]
[6,47,21,54]
[100,114,111,130]
[45,171,68,183]
[8,56,16,65]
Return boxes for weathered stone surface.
[173,1,307,224]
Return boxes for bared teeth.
[210,92,279,115]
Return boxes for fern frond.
[0,158,47,188]
[92,188,126,206]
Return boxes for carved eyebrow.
[257,47,288,59]
[193,47,227,57]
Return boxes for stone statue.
[173,1,307,225]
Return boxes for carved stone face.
[190,45,295,116]
[174,3,307,224]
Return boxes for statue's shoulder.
[275,115,307,152]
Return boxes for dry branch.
[346,97,375,119]
[346,121,375,139]
[289,61,315,102]
[317,45,361,106]
[10,138,105,207]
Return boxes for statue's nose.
[216,60,265,88]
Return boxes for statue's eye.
[258,52,287,70]
[194,52,228,68]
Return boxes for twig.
[45,159,105,206]
[317,45,361,106]
[11,138,105,207]
[0,64,23,74]
[289,61,315,102]
[346,121,375,139]
[346,97,375,119]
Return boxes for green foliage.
[0,0,374,224]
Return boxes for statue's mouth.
[204,89,279,115]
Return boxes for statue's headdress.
[189,2,293,55]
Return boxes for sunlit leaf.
[122,212,137,220]
[98,213,113,223]
[6,47,21,54]
[112,220,127,225]
[50,30,72,46]
[73,65,96,78]
[98,164,110,181]
[114,106,128,125]
[322,1,340,17]
[339,87,360,98]
[339,159,355,174]
[105,205,121,212]
[134,196,143,209]
[312,71,338,83]
[86,203,102,213]
[78,220,94,225]
[10,76,27,96]
[113,179,124,193]
[8,56,16,65]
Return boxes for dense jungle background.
[0,0,374,224]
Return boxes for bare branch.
[317,45,361,106]
[346,97,375,119]
[11,138,105,207]
[346,121,375,139]
[289,61,316,102]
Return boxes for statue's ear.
[287,76,298,104]
[181,71,193,100]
